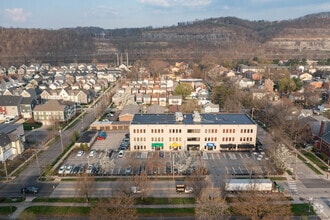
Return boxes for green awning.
[151,143,164,148]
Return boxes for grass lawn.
[0,206,17,215]
[291,203,316,216]
[302,151,328,171]
[23,206,90,216]
[137,208,194,216]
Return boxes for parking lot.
[57,131,278,178]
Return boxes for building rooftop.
[131,113,255,125]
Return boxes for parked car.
[58,165,66,175]
[86,164,94,174]
[72,165,80,175]
[108,150,114,158]
[159,151,164,158]
[65,165,74,175]
[118,150,124,158]
[89,150,96,157]
[77,150,84,157]
[166,162,171,174]
[21,186,39,194]
[125,167,132,175]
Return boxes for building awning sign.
[151,143,164,148]
[170,142,181,147]
[206,143,215,147]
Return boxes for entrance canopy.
[206,143,215,147]
[170,142,181,147]
[151,143,164,148]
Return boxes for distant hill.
[0,12,329,66]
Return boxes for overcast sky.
[1,0,330,29]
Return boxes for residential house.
[135,93,143,104]
[203,103,219,113]
[151,94,159,105]
[299,73,313,81]
[0,123,25,161]
[238,79,255,89]
[33,100,76,125]
[0,96,22,118]
[159,94,167,107]
[118,104,140,122]
[143,94,151,105]
[318,103,330,113]
[168,95,182,106]
[147,105,164,114]
[20,97,36,119]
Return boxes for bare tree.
[184,164,209,198]
[75,173,95,202]
[89,192,137,220]
[231,191,292,220]
[195,187,229,219]
[146,152,164,177]
[130,171,151,200]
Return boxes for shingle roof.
[33,100,65,111]
[0,96,22,106]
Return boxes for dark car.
[108,150,114,158]
[21,186,39,194]
[159,151,164,158]
[166,162,171,174]
[72,165,80,175]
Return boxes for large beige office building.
[130,111,257,152]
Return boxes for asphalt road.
[0,108,96,198]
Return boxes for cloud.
[138,0,170,7]
[84,5,118,18]
[4,8,31,22]
[138,0,212,7]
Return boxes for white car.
[118,150,124,158]
[77,150,84,157]
[65,165,73,175]
[58,165,66,175]
[89,150,96,157]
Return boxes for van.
[118,150,124,158]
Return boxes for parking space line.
[225,167,230,174]
[222,154,227,159]
[117,167,121,175]
[238,166,243,174]
[217,154,221,160]
[232,167,236,174]
[203,153,208,160]
[239,154,244,159]
[229,153,237,160]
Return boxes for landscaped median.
[1,197,315,219]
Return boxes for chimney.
[319,120,326,137]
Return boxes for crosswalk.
[288,180,299,196]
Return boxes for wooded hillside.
[1,12,329,66]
